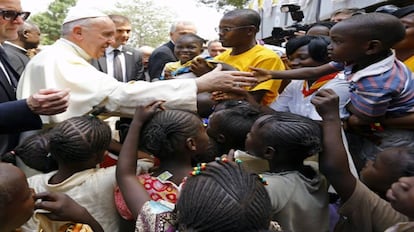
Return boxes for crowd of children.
[2,4,414,232]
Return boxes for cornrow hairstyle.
[139,110,203,160]
[224,9,261,30]
[176,161,272,231]
[49,116,111,163]
[285,35,331,63]
[176,33,206,47]
[258,112,322,161]
[339,13,405,49]
[5,132,57,173]
[211,100,263,151]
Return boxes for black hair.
[176,161,272,231]
[339,12,405,49]
[210,100,263,152]
[308,21,336,30]
[49,116,111,163]
[139,110,202,160]
[306,21,336,37]
[285,35,330,63]
[257,112,322,161]
[176,34,206,47]
[223,9,261,30]
[2,132,58,173]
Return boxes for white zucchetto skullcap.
[63,7,108,24]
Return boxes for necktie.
[113,49,123,82]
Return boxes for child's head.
[245,112,322,165]
[285,35,331,69]
[0,162,35,232]
[360,147,414,197]
[328,13,405,64]
[49,116,111,166]
[176,160,272,231]
[3,132,58,173]
[206,100,263,155]
[174,34,205,64]
[306,21,335,36]
[140,110,210,163]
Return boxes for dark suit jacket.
[0,48,21,154]
[148,41,177,81]
[3,43,30,77]
[90,46,145,82]
[0,99,41,134]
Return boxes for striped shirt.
[331,54,414,118]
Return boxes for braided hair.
[3,132,57,173]
[176,161,271,231]
[210,100,263,152]
[139,110,203,160]
[258,112,322,161]
[49,116,111,163]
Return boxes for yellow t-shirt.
[215,44,285,105]
[404,55,414,72]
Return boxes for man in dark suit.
[4,21,40,76]
[148,20,197,81]
[91,15,144,83]
[91,14,145,144]
[0,2,68,155]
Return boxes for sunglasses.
[0,10,30,21]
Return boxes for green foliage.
[197,0,249,9]
[30,0,77,45]
[110,0,176,48]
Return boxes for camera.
[271,4,308,45]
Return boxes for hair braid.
[49,116,111,162]
[9,132,57,172]
[140,110,201,159]
[259,112,322,160]
[177,161,271,231]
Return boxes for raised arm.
[251,63,337,83]
[311,89,356,201]
[116,101,164,219]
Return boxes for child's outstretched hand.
[250,67,273,83]
[133,101,165,124]
[35,192,103,231]
[35,192,86,221]
[311,89,340,121]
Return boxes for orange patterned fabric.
[114,173,184,220]
[302,72,338,97]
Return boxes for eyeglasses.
[0,10,30,21]
[215,25,254,34]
